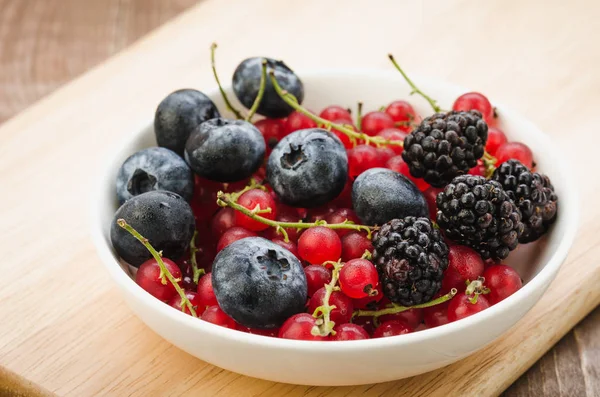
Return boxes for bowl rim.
[90,68,579,351]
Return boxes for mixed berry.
[109,46,559,341]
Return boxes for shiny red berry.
[483,265,522,305]
[447,292,490,322]
[271,238,299,258]
[201,305,238,329]
[278,313,328,341]
[254,118,286,154]
[341,232,373,262]
[423,297,451,328]
[352,283,383,309]
[331,323,370,340]
[486,127,508,156]
[211,207,236,238]
[136,258,182,301]
[298,226,342,264]
[378,308,423,330]
[372,320,414,338]
[376,128,407,155]
[308,288,353,324]
[325,208,360,237]
[495,142,534,169]
[386,155,430,191]
[361,111,395,136]
[284,111,317,134]
[168,290,202,316]
[441,245,485,293]
[304,265,332,297]
[347,144,380,178]
[330,119,355,149]
[339,258,379,299]
[319,105,353,122]
[196,273,218,309]
[452,92,494,122]
[216,227,257,252]
[385,100,418,132]
[235,189,277,231]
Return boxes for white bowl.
[91,69,578,386]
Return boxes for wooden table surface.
[0,0,598,396]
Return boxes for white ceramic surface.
[91,69,578,386]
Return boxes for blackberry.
[402,110,488,187]
[372,217,449,306]
[491,160,558,243]
[436,175,524,261]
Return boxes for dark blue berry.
[232,57,304,119]
[352,168,428,226]
[154,89,220,156]
[116,147,194,204]
[110,190,195,267]
[212,237,307,329]
[184,118,265,182]
[267,128,348,208]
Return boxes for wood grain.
[0,0,598,396]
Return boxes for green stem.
[117,219,197,317]
[388,54,441,113]
[311,260,343,337]
[189,231,205,284]
[356,102,363,131]
[217,191,377,240]
[353,288,457,319]
[211,43,244,120]
[482,151,498,178]
[269,72,403,148]
[245,59,268,121]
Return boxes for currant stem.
[353,288,457,319]
[189,231,205,284]
[388,54,441,113]
[245,59,267,121]
[117,219,198,317]
[210,43,244,120]
[311,260,343,337]
[269,72,403,148]
[482,151,498,178]
[217,191,377,240]
[356,102,363,131]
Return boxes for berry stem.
[216,190,378,241]
[482,151,498,178]
[189,231,206,284]
[465,277,490,304]
[353,288,457,319]
[311,260,343,337]
[117,219,198,317]
[388,54,442,113]
[210,43,244,120]
[269,72,403,148]
[356,102,363,131]
[245,59,268,122]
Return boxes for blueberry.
[116,147,194,205]
[110,190,195,267]
[212,237,307,329]
[267,128,348,208]
[185,118,265,182]
[352,168,428,225]
[232,57,304,119]
[154,89,220,156]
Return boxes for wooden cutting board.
[1,0,598,395]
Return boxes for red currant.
[284,111,317,134]
[375,147,395,166]
[325,208,360,237]
[168,290,202,316]
[332,178,353,208]
[385,100,418,132]
[441,245,485,293]
[386,155,430,191]
[329,119,356,149]
[378,308,423,329]
[216,227,257,252]
[361,111,395,136]
[308,288,354,324]
[486,127,508,156]
[376,128,407,155]
[423,296,451,328]
[341,232,373,262]
[339,258,379,299]
[190,176,220,222]
[483,265,522,305]
[372,320,413,338]
[319,105,353,122]
[495,142,534,169]
[352,283,383,309]
[452,92,494,122]
[271,238,299,258]
[278,313,328,341]
[447,292,490,322]
[201,305,238,329]
[211,207,236,238]
[254,118,286,154]
[240,326,279,337]
[331,323,370,340]
[136,258,182,301]
[468,160,486,177]
[196,273,218,308]
[304,265,332,297]
[298,226,342,264]
[307,203,338,222]
[234,189,277,231]
[347,144,380,178]
[423,187,443,221]
[261,212,301,242]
